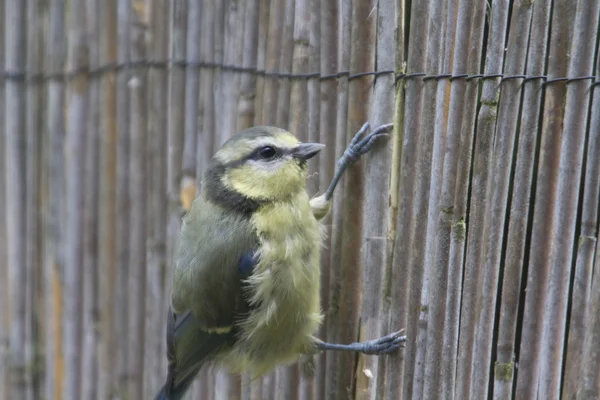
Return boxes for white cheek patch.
[247,156,292,173]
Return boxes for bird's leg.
[312,330,406,355]
[323,122,393,201]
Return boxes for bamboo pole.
[81,1,100,398]
[237,0,259,131]
[315,1,337,398]
[252,0,270,127]
[125,4,149,397]
[515,0,573,397]
[113,1,132,396]
[0,0,6,396]
[490,1,535,399]
[44,1,67,398]
[274,0,295,129]
[537,0,598,396]
[355,1,395,399]
[25,1,45,397]
[96,1,118,398]
[4,2,27,398]
[182,0,200,176]
[144,2,170,397]
[261,0,285,125]
[63,1,89,397]
[324,0,350,397]
[568,40,600,400]
[304,0,320,196]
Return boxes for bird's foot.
[316,329,406,355]
[340,122,393,166]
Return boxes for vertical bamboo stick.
[114,1,132,396]
[354,1,395,399]
[537,0,598,396]
[25,1,45,397]
[261,0,285,125]
[315,1,337,398]
[4,2,27,398]
[382,1,408,398]
[81,1,100,398]
[182,0,199,177]
[196,0,213,187]
[126,4,149,398]
[96,1,118,398]
[252,0,270,127]
[44,1,67,398]
[324,0,351,397]
[144,1,170,397]
[0,0,6,396]
[515,0,572,397]
[274,0,295,129]
[490,1,535,399]
[63,1,89,397]
[565,41,600,400]
[164,0,186,394]
[236,0,260,132]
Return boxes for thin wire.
[1,60,599,88]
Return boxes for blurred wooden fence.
[1,0,600,399]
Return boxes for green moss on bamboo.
[494,362,514,381]
[453,218,466,242]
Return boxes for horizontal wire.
[1,60,599,88]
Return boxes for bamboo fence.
[1,0,600,399]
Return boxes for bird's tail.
[154,308,234,400]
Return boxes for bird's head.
[203,126,325,213]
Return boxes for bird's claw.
[341,122,393,165]
[358,329,406,355]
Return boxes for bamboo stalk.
[354,1,395,400]
[237,0,260,131]
[489,1,535,399]
[44,1,67,398]
[144,1,170,397]
[4,2,27,398]
[324,0,351,397]
[274,0,295,129]
[568,40,600,400]
[261,0,285,125]
[537,0,598,396]
[96,1,118,398]
[252,0,271,127]
[515,0,573,397]
[25,1,45,397]
[113,1,132,397]
[63,1,89,397]
[183,0,199,174]
[315,1,337,398]
[126,5,149,397]
[81,1,100,398]
[304,0,320,197]
[0,0,6,396]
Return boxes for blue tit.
[155,123,405,400]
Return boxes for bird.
[155,122,405,400]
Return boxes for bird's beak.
[293,143,326,161]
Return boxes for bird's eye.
[258,146,277,159]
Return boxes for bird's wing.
[156,249,259,400]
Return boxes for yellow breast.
[228,191,323,375]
